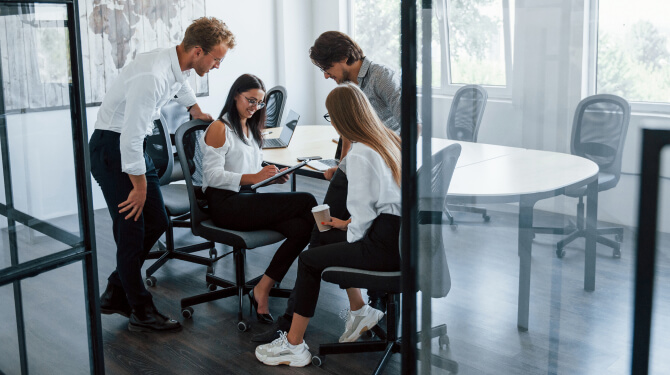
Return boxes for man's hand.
[324,166,338,181]
[323,216,351,231]
[272,167,291,184]
[189,103,214,122]
[119,174,147,221]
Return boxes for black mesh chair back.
[175,119,211,236]
[418,143,461,299]
[447,84,488,142]
[571,94,630,189]
[419,143,462,212]
[145,117,173,186]
[264,85,287,128]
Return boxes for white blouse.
[199,116,264,193]
[344,142,401,243]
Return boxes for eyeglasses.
[323,113,331,123]
[244,96,266,109]
[201,47,225,64]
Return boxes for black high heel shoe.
[249,289,274,324]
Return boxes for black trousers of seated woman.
[286,168,385,319]
[205,188,317,283]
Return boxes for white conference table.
[263,125,600,331]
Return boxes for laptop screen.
[280,110,300,144]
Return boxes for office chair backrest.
[146,115,174,186]
[571,94,630,183]
[264,85,287,128]
[145,101,191,186]
[447,84,488,142]
[417,143,461,298]
[418,143,462,212]
[175,119,211,236]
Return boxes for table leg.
[517,196,535,331]
[291,174,296,192]
[584,180,598,291]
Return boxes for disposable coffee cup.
[312,204,332,232]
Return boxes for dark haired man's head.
[309,31,365,84]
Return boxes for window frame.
[587,0,670,114]
[436,0,514,99]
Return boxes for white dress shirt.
[199,116,264,193]
[94,46,197,175]
[344,142,401,243]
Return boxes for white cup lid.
[311,204,330,212]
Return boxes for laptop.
[307,137,342,171]
[262,110,300,149]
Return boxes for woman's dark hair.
[309,31,365,71]
[217,74,267,147]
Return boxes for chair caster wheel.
[237,320,250,332]
[365,330,375,338]
[448,217,454,225]
[145,276,157,287]
[613,248,621,258]
[531,233,536,239]
[312,355,325,367]
[615,234,623,242]
[483,215,491,222]
[450,224,458,231]
[207,283,217,291]
[556,248,565,258]
[439,334,450,349]
[206,266,214,274]
[182,307,194,319]
[209,248,217,259]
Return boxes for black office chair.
[533,94,630,258]
[143,102,216,287]
[445,84,489,225]
[264,85,287,128]
[311,144,462,374]
[175,119,292,330]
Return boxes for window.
[352,0,514,95]
[594,0,670,106]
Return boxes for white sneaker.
[255,331,311,367]
[339,305,385,343]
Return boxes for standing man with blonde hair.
[90,17,236,333]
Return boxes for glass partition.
[0,2,103,374]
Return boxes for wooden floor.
[1,175,670,374]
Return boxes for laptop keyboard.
[263,138,284,148]
[319,159,339,167]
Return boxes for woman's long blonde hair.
[326,83,401,185]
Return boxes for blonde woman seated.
[255,83,401,367]
[200,74,317,324]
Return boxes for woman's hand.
[255,164,279,183]
[324,166,338,181]
[323,216,351,231]
[272,167,292,184]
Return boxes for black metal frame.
[631,128,670,374]
[400,0,419,373]
[0,1,104,374]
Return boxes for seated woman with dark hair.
[254,82,402,367]
[199,73,317,324]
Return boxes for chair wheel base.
[556,248,566,258]
[145,276,157,287]
[237,320,250,332]
[439,334,450,349]
[312,355,324,367]
[182,307,194,319]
